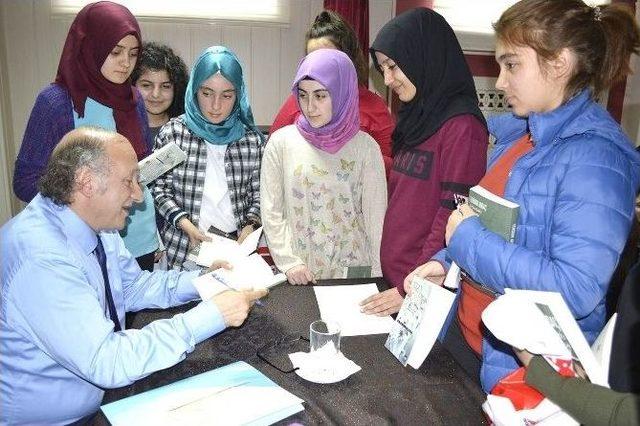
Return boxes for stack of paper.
[101,361,304,426]
[313,284,395,336]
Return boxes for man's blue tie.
[94,236,122,332]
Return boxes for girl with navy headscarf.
[261,49,387,285]
[153,46,264,270]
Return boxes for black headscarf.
[371,8,486,153]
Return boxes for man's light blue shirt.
[0,194,225,425]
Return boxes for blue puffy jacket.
[437,90,640,392]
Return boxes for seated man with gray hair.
[0,127,267,425]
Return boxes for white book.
[482,290,610,387]
[138,142,187,186]
[443,261,461,289]
[193,253,285,300]
[196,226,263,267]
[591,313,617,381]
[385,276,456,369]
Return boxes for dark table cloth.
[99,278,486,425]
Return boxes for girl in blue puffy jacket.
[404,0,640,393]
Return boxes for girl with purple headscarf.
[261,49,387,285]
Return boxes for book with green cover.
[468,185,520,242]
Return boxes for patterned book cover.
[385,277,456,368]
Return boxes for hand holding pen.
[206,260,267,317]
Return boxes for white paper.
[313,284,395,336]
[443,261,461,289]
[482,289,607,387]
[192,253,285,300]
[196,226,263,267]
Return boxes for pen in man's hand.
[212,270,265,307]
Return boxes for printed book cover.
[468,185,520,242]
[138,142,187,186]
[385,277,456,368]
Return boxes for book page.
[483,293,571,357]
[238,226,263,257]
[443,262,461,289]
[196,234,245,266]
[212,254,286,290]
[192,253,285,299]
[591,313,617,381]
[313,284,395,336]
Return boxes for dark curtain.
[323,0,369,79]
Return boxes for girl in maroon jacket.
[361,8,488,315]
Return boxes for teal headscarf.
[185,46,260,144]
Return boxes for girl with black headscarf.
[360,8,487,316]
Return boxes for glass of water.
[309,320,341,357]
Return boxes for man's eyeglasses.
[257,334,309,373]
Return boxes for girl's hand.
[403,261,446,295]
[286,264,316,285]
[178,218,212,248]
[445,203,477,246]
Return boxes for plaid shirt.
[152,116,264,269]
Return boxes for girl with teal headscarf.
[152,46,265,270]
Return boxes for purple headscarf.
[292,49,360,154]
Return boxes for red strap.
[479,134,533,197]
[458,277,496,355]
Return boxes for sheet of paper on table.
[101,361,304,426]
[313,284,395,336]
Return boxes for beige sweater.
[261,125,387,279]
